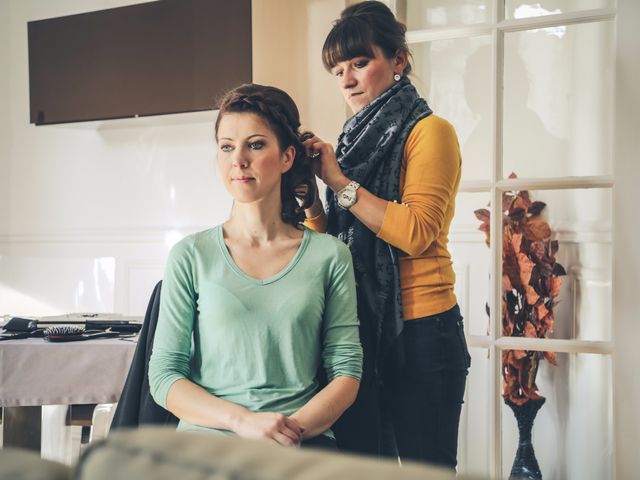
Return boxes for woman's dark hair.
[214,84,315,229]
[322,1,412,74]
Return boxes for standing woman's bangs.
[322,18,376,71]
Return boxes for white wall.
[0,0,345,317]
[253,0,346,142]
[0,0,11,246]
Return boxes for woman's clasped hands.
[232,411,306,447]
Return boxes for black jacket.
[111,281,178,429]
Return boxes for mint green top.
[148,225,362,436]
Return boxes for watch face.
[341,189,355,203]
[338,186,356,207]
[337,181,359,209]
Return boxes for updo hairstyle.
[214,84,315,229]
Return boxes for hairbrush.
[44,325,120,342]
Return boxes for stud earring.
[393,73,401,81]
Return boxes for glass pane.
[498,188,612,342]
[501,352,612,480]
[406,0,491,30]
[503,21,614,178]
[458,347,490,477]
[450,191,491,336]
[412,35,492,181]
[505,0,615,20]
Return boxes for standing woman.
[303,1,471,469]
[149,84,362,449]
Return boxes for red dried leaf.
[508,395,529,405]
[550,240,559,255]
[524,218,551,241]
[530,241,546,261]
[524,321,537,338]
[525,285,540,305]
[508,172,518,179]
[542,313,555,333]
[553,263,567,276]
[503,274,513,293]
[517,252,535,286]
[522,385,543,401]
[511,233,523,254]
[512,196,530,212]
[528,201,546,216]
[474,208,490,223]
[509,208,526,222]
[549,276,563,298]
[536,303,549,321]
[504,254,522,289]
[543,351,558,366]
[512,350,527,360]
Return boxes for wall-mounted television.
[28,0,252,125]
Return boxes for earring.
[393,73,401,81]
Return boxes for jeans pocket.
[456,318,472,371]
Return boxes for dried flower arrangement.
[475,173,567,405]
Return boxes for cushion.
[75,427,463,480]
[0,448,71,480]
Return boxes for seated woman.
[148,84,362,449]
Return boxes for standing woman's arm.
[303,117,461,256]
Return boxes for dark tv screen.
[28,0,252,125]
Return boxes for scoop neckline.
[215,225,310,286]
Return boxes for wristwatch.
[336,180,361,210]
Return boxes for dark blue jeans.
[333,305,471,469]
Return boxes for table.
[0,336,137,452]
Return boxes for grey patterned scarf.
[326,76,432,377]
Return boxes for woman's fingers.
[268,416,303,446]
[301,134,343,187]
[284,416,305,436]
[302,134,325,158]
[277,425,302,445]
[272,430,298,447]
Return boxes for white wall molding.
[0,223,612,246]
[0,226,210,245]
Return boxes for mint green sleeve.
[148,237,197,409]
[322,242,363,382]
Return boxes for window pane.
[458,347,491,477]
[499,188,612,342]
[406,0,491,30]
[505,0,615,20]
[501,352,612,480]
[412,35,492,181]
[450,191,491,336]
[503,21,614,178]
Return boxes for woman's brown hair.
[322,1,412,75]
[214,84,315,228]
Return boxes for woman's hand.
[295,180,325,219]
[231,411,305,447]
[302,133,349,193]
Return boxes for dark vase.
[505,397,546,480]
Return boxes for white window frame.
[392,2,619,478]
